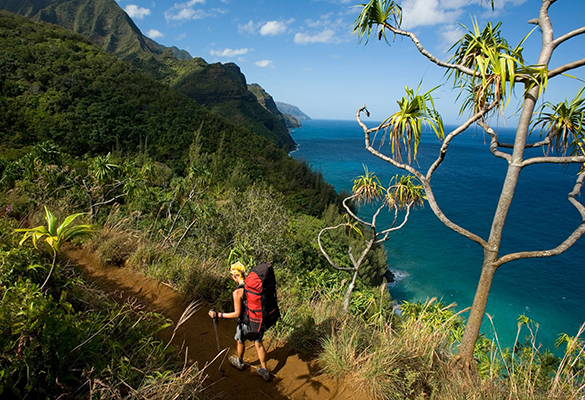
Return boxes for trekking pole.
[210,309,225,375]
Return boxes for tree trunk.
[456,251,497,364]
[343,269,359,311]
[455,79,535,367]
[454,0,557,368]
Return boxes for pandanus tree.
[353,0,585,373]
[318,167,424,310]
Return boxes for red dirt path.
[66,249,359,400]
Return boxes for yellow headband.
[230,261,246,277]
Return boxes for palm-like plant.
[227,242,255,271]
[353,0,402,44]
[15,206,93,289]
[386,174,425,209]
[91,152,119,183]
[448,21,511,82]
[448,19,544,115]
[533,87,585,155]
[342,213,364,242]
[352,165,384,204]
[381,84,444,164]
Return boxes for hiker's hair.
[230,261,246,280]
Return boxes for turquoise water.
[291,119,585,352]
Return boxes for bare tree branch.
[317,224,355,271]
[427,103,499,178]
[496,171,585,266]
[478,120,513,162]
[376,202,412,243]
[522,154,585,166]
[552,26,585,48]
[548,57,585,78]
[341,194,371,226]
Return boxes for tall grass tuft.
[475,316,585,400]
[319,299,461,399]
[86,207,141,267]
[89,363,206,399]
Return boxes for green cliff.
[0,0,296,151]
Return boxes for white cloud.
[209,48,249,57]
[293,13,347,45]
[399,0,528,29]
[146,29,164,39]
[259,20,289,36]
[304,13,339,29]
[438,24,464,53]
[255,60,274,68]
[401,0,463,29]
[294,29,337,44]
[164,1,226,23]
[238,20,258,34]
[166,8,203,21]
[241,19,294,36]
[125,4,151,19]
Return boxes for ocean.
[291,119,585,353]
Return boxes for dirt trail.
[66,249,357,400]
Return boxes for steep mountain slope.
[0,11,337,214]
[0,0,295,151]
[171,63,295,150]
[0,0,164,56]
[248,83,301,130]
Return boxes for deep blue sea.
[291,119,585,353]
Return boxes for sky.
[115,0,585,124]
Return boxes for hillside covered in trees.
[0,0,297,150]
[0,11,337,214]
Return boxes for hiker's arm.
[208,288,243,319]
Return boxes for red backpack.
[243,262,280,334]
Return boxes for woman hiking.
[208,261,271,381]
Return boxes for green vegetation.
[0,12,387,398]
[15,205,92,289]
[0,11,336,215]
[0,217,205,399]
[0,6,583,400]
[0,0,296,150]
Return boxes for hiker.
[208,261,271,381]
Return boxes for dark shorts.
[234,320,264,343]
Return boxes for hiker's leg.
[254,340,267,370]
[237,340,245,360]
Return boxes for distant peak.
[275,102,311,121]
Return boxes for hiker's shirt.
[235,283,245,322]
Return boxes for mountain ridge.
[0,0,296,151]
[0,10,338,215]
[248,83,302,130]
[276,102,311,121]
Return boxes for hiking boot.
[256,367,271,381]
[229,356,245,371]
